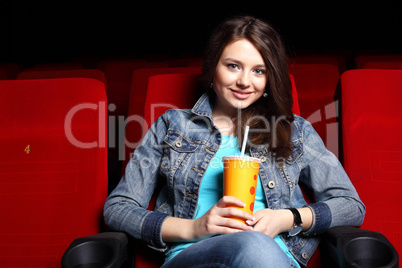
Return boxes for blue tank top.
[164,136,300,267]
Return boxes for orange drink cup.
[223,156,261,222]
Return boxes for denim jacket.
[104,93,365,266]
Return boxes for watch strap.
[286,208,303,237]
[287,207,302,225]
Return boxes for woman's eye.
[227,64,240,70]
[254,69,266,75]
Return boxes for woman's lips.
[230,89,252,100]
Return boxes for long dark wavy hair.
[202,15,294,159]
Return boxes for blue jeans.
[161,231,299,268]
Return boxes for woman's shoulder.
[164,108,193,116]
[292,114,311,128]
[161,108,194,122]
[291,114,327,154]
[291,115,319,142]
[291,115,307,139]
[155,109,196,129]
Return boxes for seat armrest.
[62,232,128,268]
[321,226,399,268]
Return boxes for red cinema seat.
[363,61,402,69]
[96,59,169,118]
[0,68,7,80]
[0,78,108,267]
[289,54,347,74]
[288,63,340,157]
[133,72,302,268]
[166,57,203,67]
[355,54,402,69]
[96,60,169,190]
[0,62,22,79]
[340,69,402,258]
[122,67,202,168]
[32,62,84,70]
[16,69,107,85]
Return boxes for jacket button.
[260,156,267,163]
[276,161,285,168]
[175,141,182,148]
[268,181,275,189]
[187,193,197,199]
[301,252,308,259]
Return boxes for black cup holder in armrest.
[62,232,128,268]
[340,236,397,267]
[322,226,399,268]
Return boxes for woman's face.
[213,38,267,115]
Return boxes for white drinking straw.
[240,125,250,157]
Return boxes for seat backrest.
[355,54,402,69]
[32,62,84,70]
[166,57,203,67]
[362,61,402,70]
[0,63,22,79]
[0,68,7,80]
[288,63,340,157]
[0,78,108,267]
[16,69,107,85]
[122,67,202,168]
[340,69,402,257]
[96,59,169,118]
[96,60,170,191]
[133,72,302,268]
[289,54,346,74]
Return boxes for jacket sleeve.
[103,113,170,251]
[296,117,366,236]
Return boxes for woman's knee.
[229,231,276,253]
[227,232,292,267]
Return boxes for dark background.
[1,0,402,66]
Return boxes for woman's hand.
[162,196,254,242]
[246,209,294,238]
[191,196,255,240]
[246,207,313,238]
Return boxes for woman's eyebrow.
[222,58,241,64]
[223,58,266,68]
[254,64,267,69]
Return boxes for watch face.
[289,225,303,237]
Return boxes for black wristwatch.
[286,208,303,237]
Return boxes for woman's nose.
[237,72,250,89]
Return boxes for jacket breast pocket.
[161,130,199,173]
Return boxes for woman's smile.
[230,88,254,100]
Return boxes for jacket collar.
[192,93,268,155]
[191,93,214,122]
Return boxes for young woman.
[104,16,365,267]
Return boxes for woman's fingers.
[215,196,255,222]
[193,196,255,239]
[220,207,255,222]
[204,215,252,234]
[216,195,246,208]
